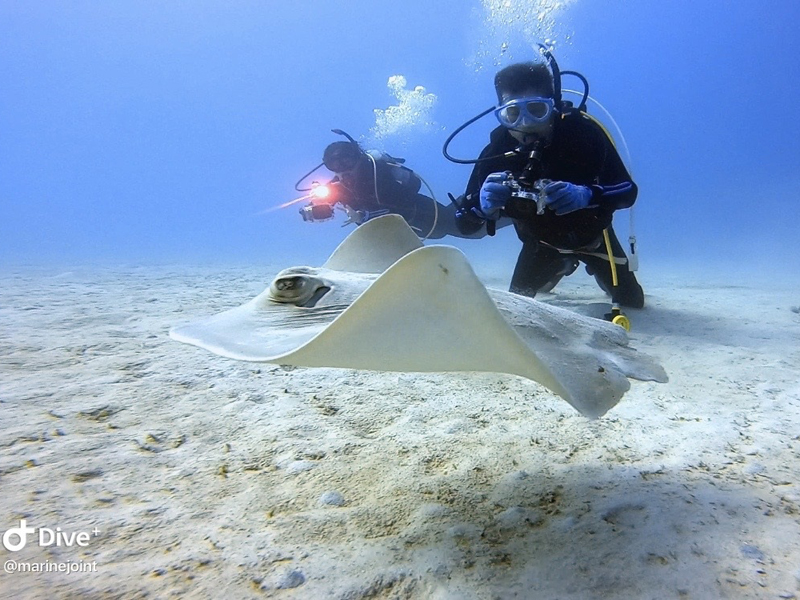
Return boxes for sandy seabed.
[1,262,799,599]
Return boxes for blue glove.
[478,172,512,220]
[542,181,592,215]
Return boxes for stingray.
[170,215,667,418]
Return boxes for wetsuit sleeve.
[329,176,351,208]
[453,142,502,235]
[588,125,638,211]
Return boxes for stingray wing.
[172,244,650,417]
[171,216,667,418]
[323,214,423,273]
[284,245,649,418]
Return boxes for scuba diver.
[443,46,644,310]
[296,130,469,240]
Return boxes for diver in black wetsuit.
[298,132,467,239]
[446,54,644,308]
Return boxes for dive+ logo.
[2,520,100,552]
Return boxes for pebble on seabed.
[276,569,306,589]
[319,490,346,506]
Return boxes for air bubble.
[368,76,438,146]
[469,0,576,70]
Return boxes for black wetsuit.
[333,153,454,238]
[455,112,644,308]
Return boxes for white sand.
[1,262,800,599]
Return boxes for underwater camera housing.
[503,176,553,215]
[299,203,335,222]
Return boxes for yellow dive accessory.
[602,228,631,331]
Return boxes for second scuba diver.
[443,48,644,308]
[297,130,470,240]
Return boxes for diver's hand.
[542,181,592,215]
[478,172,512,220]
[341,205,394,227]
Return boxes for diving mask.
[494,96,555,129]
[323,141,361,173]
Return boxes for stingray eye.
[270,275,309,301]
[274,276,305,291]
[269,273,330,306]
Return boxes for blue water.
[2,1,799,273]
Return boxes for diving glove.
[542,181,592,215]
[478,172,512,220]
